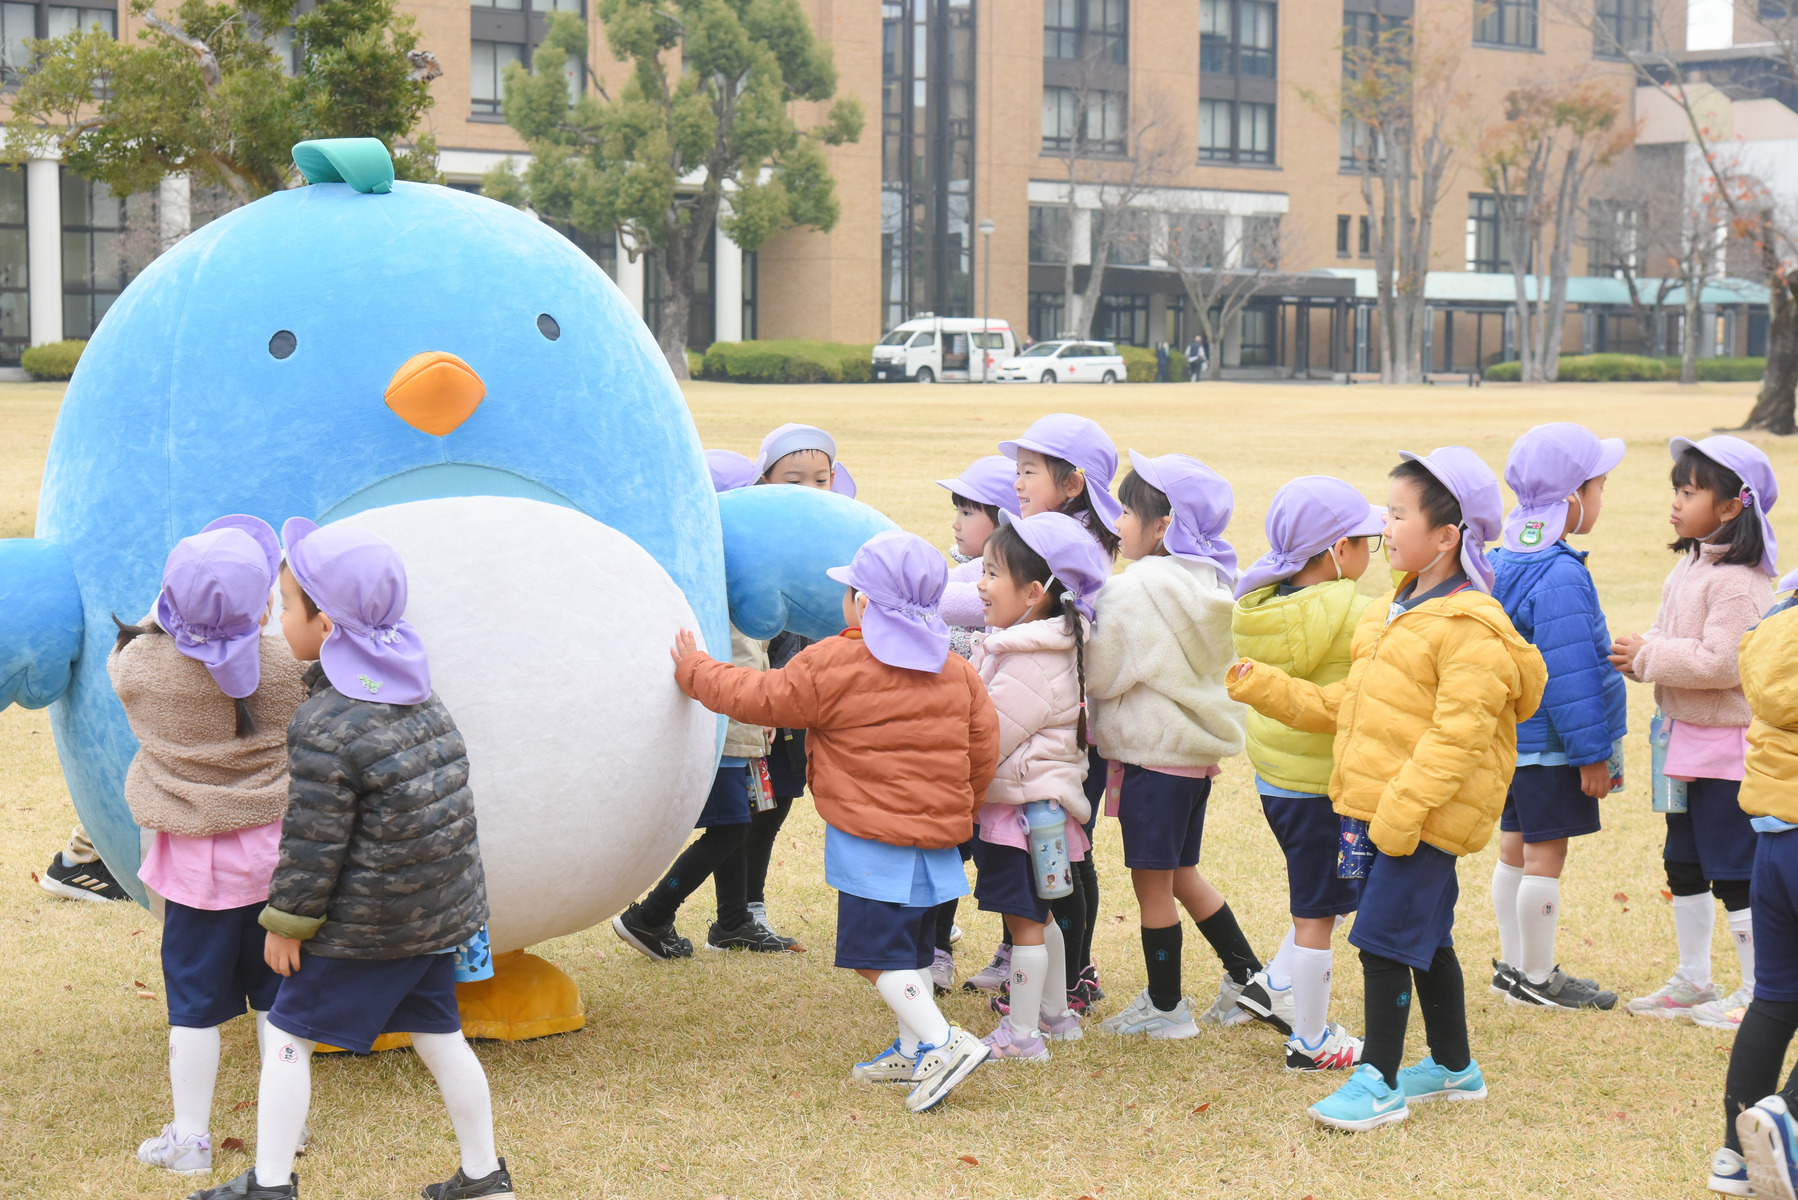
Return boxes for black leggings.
[1359,945,1469,1089]
[742,794,796,906]
[639,823,749,929]
[1666,859,1752,911]
[1725,999,1798,1151]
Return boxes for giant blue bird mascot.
[0,138,891,1041]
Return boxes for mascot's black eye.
[536,313,560,341]
[269,330,297,359]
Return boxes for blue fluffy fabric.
[718,487,898,640]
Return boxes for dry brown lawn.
[2,378,1792,1198]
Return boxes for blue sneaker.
[1307,1063,1409,1131]
[1707,1146,1752,1196]
[1740,1093,1798,1200]
[1397,1056,1489,1104]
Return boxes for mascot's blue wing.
[0,539,84,709]
[718,488,899,641]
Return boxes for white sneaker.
[850,1038,919,1084]
[1098,988,1199,1039]
[137,1124,211,1175]
[1692,987,1754,1032]
[905,1026,988,1113]
[1285,1023,1364,1071]
[1708,1145,1752,1195]
[929,948,955,994]
[1627,973,1722,1020]
[949,923,963,945]
[1234,969,1296,1035]
[1198,975,1254,1027]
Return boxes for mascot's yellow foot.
[456,949,586,1041]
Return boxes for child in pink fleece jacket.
[969,513,1110,1060]
[1611,436,1779,1030]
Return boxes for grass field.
[3,378,1794,1199]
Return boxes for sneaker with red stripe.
[1285,1022,1364,1071]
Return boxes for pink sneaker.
[1038,1008,1084,1043]
[980,1021,1050,1062]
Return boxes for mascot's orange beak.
[384,352,486,436]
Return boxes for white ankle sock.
[1492,859,1524,968]
[1672,891,1716,987]
[411,1031,501,1180]
[1041,921,1069,1016]
[1729,907,1756,993]
[876,970,950,1051]
[1517,875,1561,985]
[1007,943,1049,1039]
[253,1025,315,1189]
[1288,945,1334,1048]
[1266,925,1297,991]
[168,1025,221,1140]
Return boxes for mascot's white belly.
[336,495,717,952]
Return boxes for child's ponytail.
[112,612,257,738]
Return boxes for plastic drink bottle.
[1024,800,1074,899]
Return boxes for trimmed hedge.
[21,339,85,381]
[1657,356,1767,382]
[1119,345,1157,382]
[1484,354,1766,383]
[700,339,874,383]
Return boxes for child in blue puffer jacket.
[1489,423,1628,1011]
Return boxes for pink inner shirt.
[1664,720,1748,783]
[1103,760,1221,817]
[138,821,283,911]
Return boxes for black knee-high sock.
[711,835,751,929]
[1412,944,1470,1073]
[1359,949,1413,1090]
[1726,998,1798,1152]
[933,898,959,953]
[742,794,794,905]
[1078,855,1100,973]
[639,824,747,926]
[1142,924,1183,1011]
[1050,883,1087,978]
[1195,903,1261,985]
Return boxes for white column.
[158,173,191,253]
[713,216,743,344]
[26,157,62,346]
[614,247,645,318]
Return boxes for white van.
[871,315,1019,383]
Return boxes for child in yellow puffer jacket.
[1228,476,1386,1073]
[1228,447,1545,1135]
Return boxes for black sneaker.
[1490,958,1520,997]
[611,903,692,962]
[1233,970,1294,1036]
[187,1169,297,1199]
[1508,965,1618,1011]
[40,852,128,901]
[423,1157,514,1199]
[705,917,789,953]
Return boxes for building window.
[1336,213,1350,257]
[3,0,115,83]
[62,168,153,340]
[1336,213,1370,258]
[1201,0,1275,77]
[545,215,615,280]
[1587,200,1639,277]
[1474,0,1537,49]
[470,40,524,115]
[1239,305,1274,365]
[1200,0,1230,72]
[1042,85,1126,155]
[1029,204,1069,263]
[0,168,25,365]
[470,0,584,117]
[1359,214,1370,256]
[1093,293,1149,346]
[1466,194,1515,274]
[1028,289,1067,341]
[1594,0,1651,55]
[1199,98,1274,164]
[1044,0,1126,63]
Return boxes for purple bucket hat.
[155,515,282,699]
[1126,451,1237,583]
[1671,434,1780,577]
[281,518,432,704]
[1502,423,1626,554]
[755,423,856,497]
[706,448,758,493]
[997,413,1122,533]
[1396,446,1504,594]
[1010,512,1112,622]
[937,454,1024,517]
[1234,477,1386,599]
[825,530,951,673]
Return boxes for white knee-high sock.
[253,1026,315,1189]
[253,1010,271,1059]
[1672,892,1716,987]
[1266,924,1298,991]
[875,970,950,1051]
[1729,907,1756,993]
[1007,943,1049,1039]
[1492,859,1524,968]
[1041,921,1070,1016]
[1289,946,1334,1048]
[168,1025,221,1140]
[411,1032,501,1180]
[1517,875,1562,985]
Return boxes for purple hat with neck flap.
[1126,451,1237,583]
[706,449,759,493]
[1234,477,1385,599]
[1502,423,1625,554]
[155,514,282,699]
[997,413,1122,533]
[825,530,951,673]
[755,423,856,497]
[937,454,1023,517]
[1397,446,1504,594]
[1671,434,1780,577]
[281,518,432,704]
[1009,511,1112,622]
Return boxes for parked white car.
[994,340,1127,384]
[871,315,1018,382]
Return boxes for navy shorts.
[1116,766,1210,870]
[969,834,1052,924]
[1753,829,1798,1004]
[267,951,462,1053]
[1500,764,1602,842]
[162,900,282,1028]
[833,893,935,971]
[1259,794,1362,919]
[1347,843,1460,971]
[1664,777,1754,882]
[695,763,752,828]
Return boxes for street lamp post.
[977,217,996,383]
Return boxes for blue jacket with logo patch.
[1490,542,1628,767]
